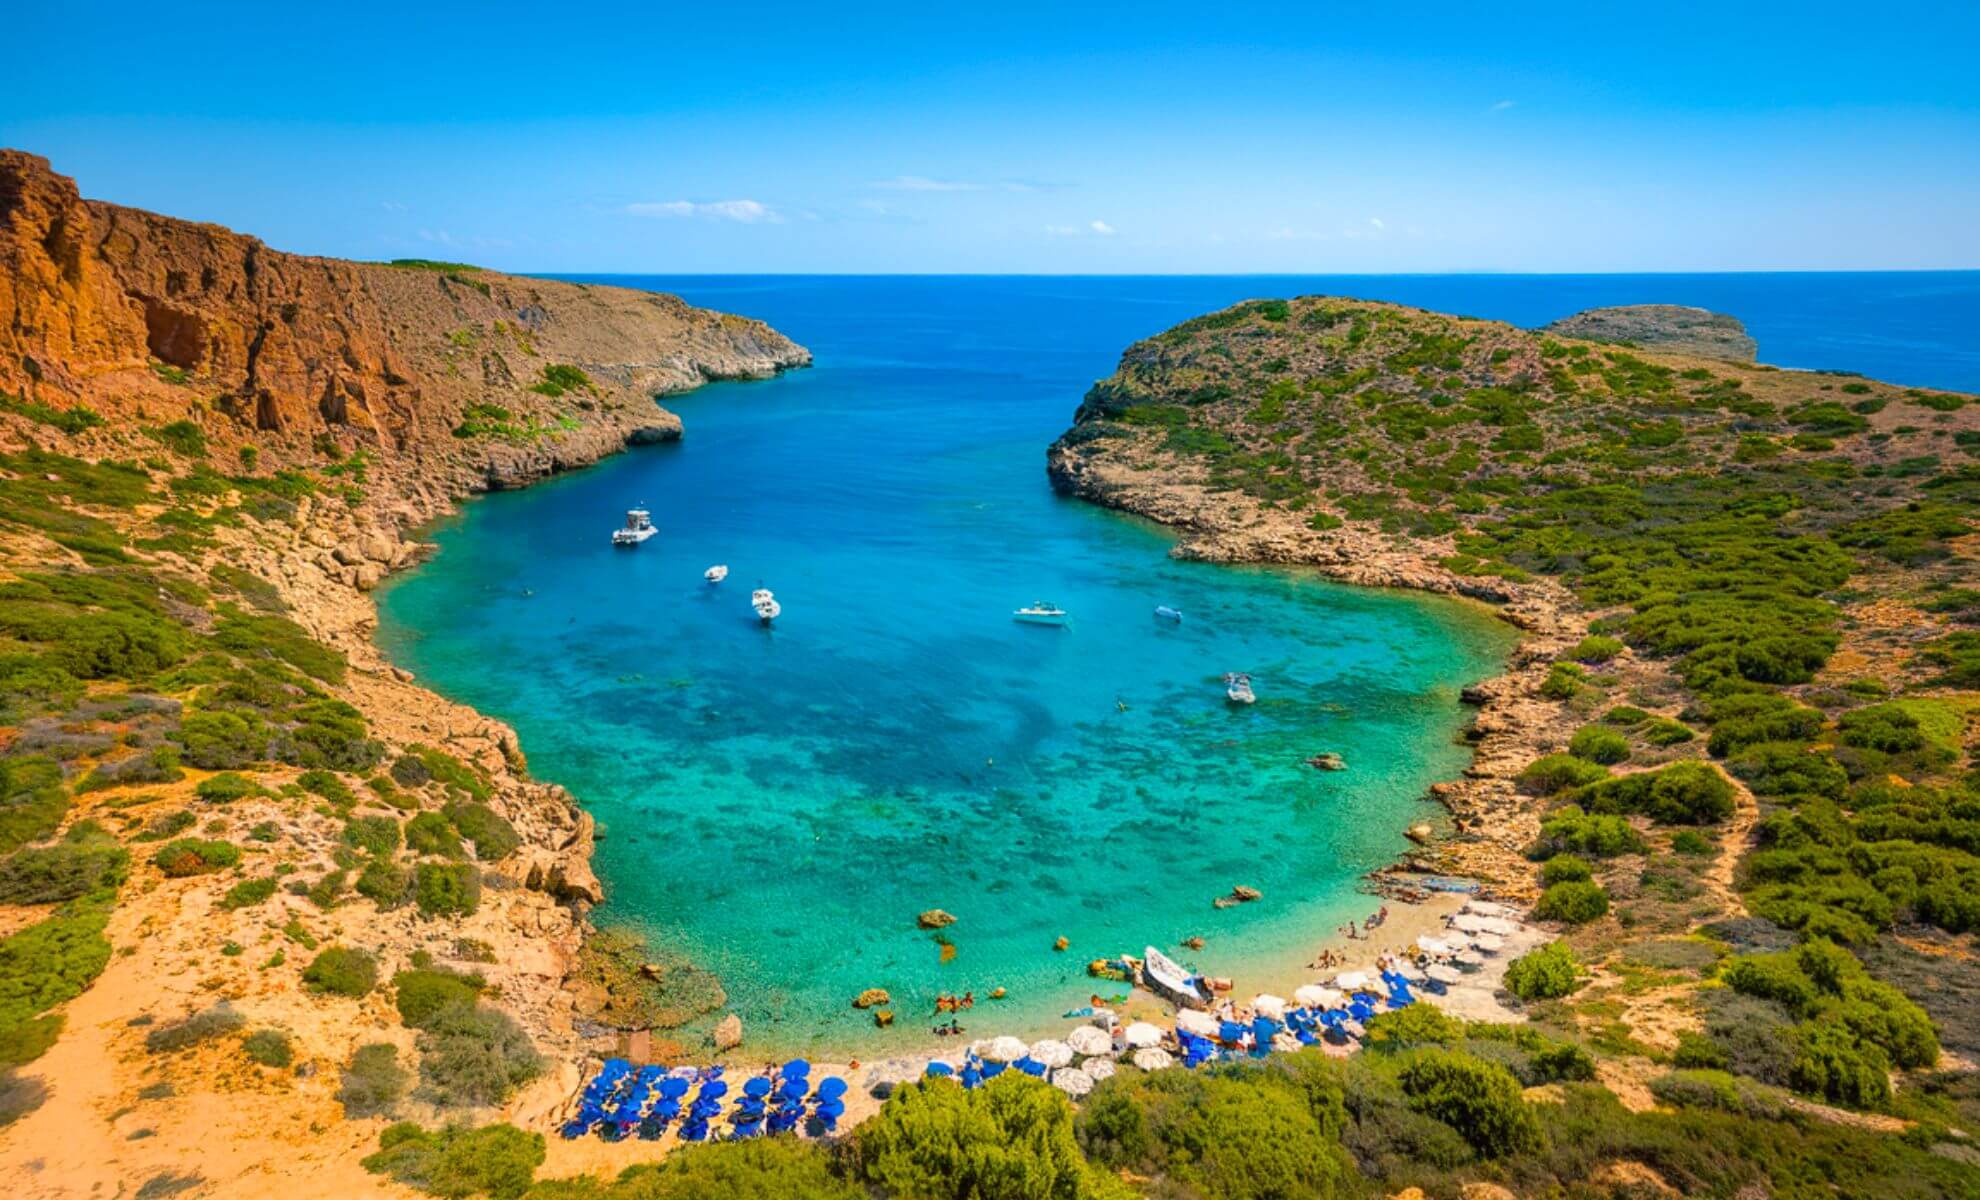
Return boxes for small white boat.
[1154,605,1183,622]
[1014,602,1068,626]
[705,565,729,583]
[1141,944,1212,1010]
[1224,672,1256,705]
[610,508,656,547]
[751,588,781,623]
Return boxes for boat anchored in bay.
[752,588,781,624]
[1013,601,1068,626]
[705,565,729,583]
[610,508,656,547]
[1224,672,1256,705]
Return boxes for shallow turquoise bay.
[379,270,1980,1055]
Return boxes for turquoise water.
[376,273,1979,1054]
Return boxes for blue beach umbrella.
[680,1121,709,1142]
[961,1066,984,1088]
[700,1080,730,1099]
[981,1061,1006,1078]
[923,1062,955,1078]
[815,1098,846,1119]
[742,1077,771,1097]
[781,1059,811,1078]
[815,1077,848,1099]
[659,1077,689,1098]
[1014,1056,1046,1076]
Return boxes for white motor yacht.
[610,508,656,547]
[1224,672,1256,705]
[1013,602,1068,626]
[752,588,781,623]
[705,565,729,583]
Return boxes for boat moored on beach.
[1013,602,1068,626]
[1140,944,1213,1009]
[1224,672,1255,705]
[610,508,656,547]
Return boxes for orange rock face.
[0,149,809,493]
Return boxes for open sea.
[375,272,1980,1053]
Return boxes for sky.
[4,1,1978,273]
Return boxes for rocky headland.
[0,151,806,1195]
[1540,303,1757,362]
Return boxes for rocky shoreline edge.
[1045,437,1588,905]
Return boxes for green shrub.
[194,771,265,804]
[415,863,481,918]
[1072,1067,1351,1199]
[0,756,70,855]
[151,838,239,878]
[1364,1004,1465,1046]
[338,1042,409,1118]
[298,770,355,807]
[1569,635,1624,663]
[1517,754,1610,796]
[220,877,277,910]
[405,812,463,858]
[1567,726,1631,765]
[144,1005,244,1053]
[857,1075,1112,1200]
[242,1029,293,1068]
[1532,806,1644,858]
[1728,743,1847,800]
[1790,1019,1891,1109]
[443,801,516,861]
[362,1121,545,1200]
[1673,1032,1728,1070]
[1579,761,1735,824]
[413,1003,543,1109]
[1539,662,1585,700]
[1540,854,1593,885]
[356,858,412,907]
[1503,942,1582,1001]
[343,815,402,857]
[303,946,378,998]
[1395,1050,1542,1158]
[394,967,486,1028]
[1670,829,1713,856]
[176,713,267,771]
[547,1139,862,1199]
[0,823,129,905]
[0,904,114,1065]
[1534,880,1609,924]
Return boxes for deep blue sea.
[376,272,1980,1054]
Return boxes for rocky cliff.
[0,149,809,504]
[1541,303,1757,361]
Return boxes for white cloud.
[625,199,782,224]
[872,175,984,192]
[1368,217,1386,231]
[1045,220,1118,237]
[1090,220,1117,236]
[1490,99,1516,112]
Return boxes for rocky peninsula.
[0,151,806,1196]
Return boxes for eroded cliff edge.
[0,151,806,1195]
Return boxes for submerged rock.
[1053,936,1070,951]
[852,988,891,1009]
[917,909,957,930]
[713,1013,743,1051]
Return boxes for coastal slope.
[0,152,805,1196]
[1050,295,1979,1188]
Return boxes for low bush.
[338,1042,408,1118]
[194,772,265,804]
[220,877,277,910]
[393,966,487,1028]
[1517,754,1609,796]
[362,1121,545,1200]
[443,801,517,861]
[414,1002,543,1109]
[151,838,239,878]
[1540,854,1593,885]
[1578,761,1735,825]
[144,1005,244,1053]
[405,812,463,858]
[1396,1050,1542,1158]
[242,1029,293,1068]
[1569,635,1625,663]
[1531,807,1644,858]
[0,822,129,904]
[1503,942,1582,1001]
[1534,880,1609,924]
[1567,726,1631,765]
[303,946,378,998]
[343,815,401,857]
[415,863,481,918]
[860,1075,1117,1200]
[533,1139,863,1199]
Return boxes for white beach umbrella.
[1477,916,1517,936]
[981,1035,1029,1063]
[1271,1032,1304,1054]
[1472,934,1506,954]
[1304,986,1347,1009]
[1416,935,1454,956]
[1251,994,1288,1020]
[1454,950,1486,969]
[1082,1055,1117,1081]
[1388,961,1427,982]
[1292,984,1331,1008]
[1463,900,1519,919]
[1030,1039,1075,1069]
[1425,963,1463,985]
[1333,971,1371,992]
[1451,913,1490,933]
[1174,1009,1219,1038]
[1123,1022,1164,1049]
[1050,1067,1094,1097]
[1131,1047,1175,1071]
[1065,1026,1112,1057]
